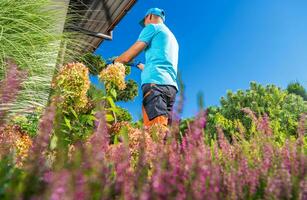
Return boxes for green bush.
[116,80,138,102]
[78,53,107,75]
[53,62,90,112]
[206,82,307,141]
[87,85,105,102]
[60,108,96,144]
[287,81,307,101]
[11,108,43,137]
[116,107,133,122]
[52,63,95,144]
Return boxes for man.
[114,8,179,127]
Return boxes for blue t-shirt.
[137,23,179,90]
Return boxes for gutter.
[70,26,113,40]
[93,0,137,51]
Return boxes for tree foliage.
[287,81,307,101]
[205,82,307,140]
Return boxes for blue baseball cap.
[139,8,166,27]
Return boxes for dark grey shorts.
[142,83,178,124]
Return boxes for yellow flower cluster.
[0,125,33,168]
[15,134,32,167]
[53,62,90,111]
[99,62,126,91]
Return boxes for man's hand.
[106,57,117,65]
[129,60,144,71]
[136,63,144,71]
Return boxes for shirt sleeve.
[137,24,156,45]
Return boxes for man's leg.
[165,85,177,126]
[142,105,168,127]
[141,84,169,127]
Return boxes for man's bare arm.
[115,41,147,64]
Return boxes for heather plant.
[1,59,306,199]
[0,99,57,199]
[0,60,33,169]
[179,117,194,137]
[0,101,306,199]
[0,59,27,125]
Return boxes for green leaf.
[64,117,72,130]
[87,116,94,126]
[79,115,87,124]
[87,120,94,126]
[87,115,97,121]
[106,107,118,112]
[69,107,78,119]
[50,135,58,150]
[107,96,116,108]
[114,135,119,145]
[106,114,114,122]
[119,126,129,145]
[110,88,117,99]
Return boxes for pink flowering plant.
[0,1,306,197]
[0,59,306,199]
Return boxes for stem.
[0,25,3,42]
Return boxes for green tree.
[206,82,307,141]
[287,81,307,101]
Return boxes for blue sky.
[95,0,307,121]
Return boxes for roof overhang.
[65,0,137,52]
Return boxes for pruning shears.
[129,60,143,68]
[106,57,143,69]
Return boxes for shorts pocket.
[142,89,167,120]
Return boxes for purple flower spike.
[0,59,27,125]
